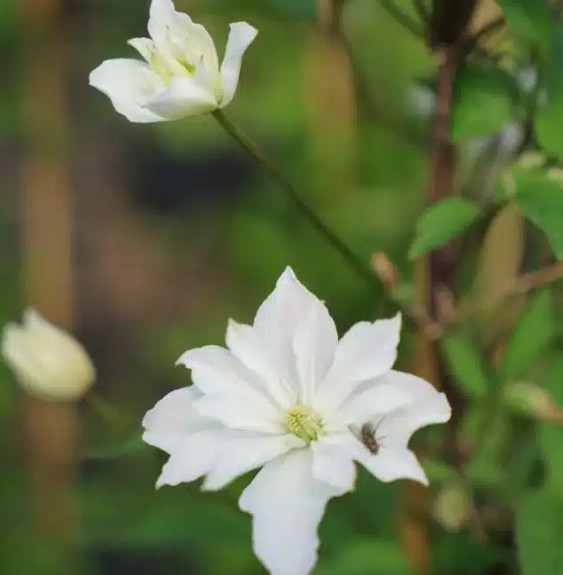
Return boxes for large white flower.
[143,267,451,575]
[89,0,257,123]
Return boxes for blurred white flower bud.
[433,481,470,532]
[1,309,95,401]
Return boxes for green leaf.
[517,488,563,575]
[513,172,563,259]
[434,531,509,575]
[451,66,518,141]
[539,355,563,485]
[318,540,410,575]
[497,0,551,54]
[424,460,458,483]
[409,198,481,258]
[501,291,553,379]
[441,333,489,398]
[536,23,563,161]
[463,406,506,487]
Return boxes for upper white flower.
[1,309,96,401]
[89,0,258,123]
[142,267,451,575]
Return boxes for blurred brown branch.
[454,261,563,326]
[397,261,563,342]
[19,0,78,570]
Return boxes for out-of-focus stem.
[378,0,424,37]
[402,261,438,575]
[403,1,478,571]
[308,0,356,203]
[19,0,77,570]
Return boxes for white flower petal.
[374,372,451,448]
[127,37,156,62]
[252,267,338,400]
[311,438,356,492]
[203,432,301,491]
[156,429,221,488]
[239,449,343,575]
[337,380,413,424]
[148,0,219,72]
[356,446,428,486]
[147,0,187,49]
[219,22,258,108]
[142,387,212,454]
[254,268,319,340]
[177,344,279,406]
[293,297,338,407]
[226,320,294,407]
[317,314,402,411]
[144,76,218,119]
[1,323,47,391]
[89,58,165,123]
[193,392,283,434]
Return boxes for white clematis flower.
[143,267,451,575]
[89,0,257,123]
[1,309,96,401]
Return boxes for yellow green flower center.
[285,404,323,443]
[150,52,195,84]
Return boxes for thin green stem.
[212,110,377,288]
[378,0,423,38]
[411,0,429,25]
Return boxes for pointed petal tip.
[88,64,104,88]
[175,347,203,368]
[391,311,402,330]
[278,266,297,283]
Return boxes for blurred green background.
[1,0,563,574]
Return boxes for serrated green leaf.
[517,489,563,575]
[441,333,489,398]
[497,0,551,54]
[451,66,518,141]
[536,23,563,161]
[514,172,563,259]
[318,540,410,575]
[409,198,481,258]
[501,291,553,379]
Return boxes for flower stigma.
[285,404,323,443]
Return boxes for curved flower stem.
[212,110,377,288]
